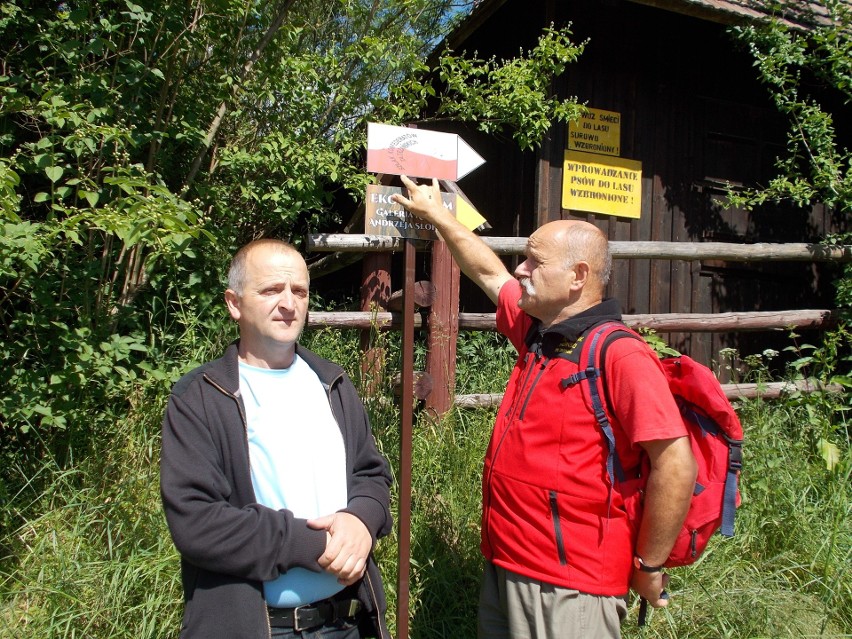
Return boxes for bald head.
[537,220,611,291]
[513,220,612,326]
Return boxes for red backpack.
[567,321,744,568]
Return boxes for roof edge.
[443,0,844,55]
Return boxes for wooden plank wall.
[439,0,845,378]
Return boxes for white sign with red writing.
[367,122,485,181]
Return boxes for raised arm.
[393,176,512,304]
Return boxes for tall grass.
[0,324,849,638]
[619,395,851,638]
[0,388,182,638]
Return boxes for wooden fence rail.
[455,378,843,408]
[307,234,850,403]
[307,309,838,332]
[308,234,852,261]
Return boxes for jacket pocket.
[549,490,568,566]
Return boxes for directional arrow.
[367,122,485,181]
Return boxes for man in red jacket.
[395,178,697,639]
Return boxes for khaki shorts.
[477,562,628,639]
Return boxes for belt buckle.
[293,603,320,632]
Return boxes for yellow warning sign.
[562,151,642,219]
[568,108,621,156]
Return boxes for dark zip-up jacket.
[160,341,393,639]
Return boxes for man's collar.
[526,298,622,348]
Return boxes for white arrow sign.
[367,122,485,181]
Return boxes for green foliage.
[678,394,851,639]
[778,326,852,471]
[386,25,588,150]
[637,327,683,358]
[0,219,148,467]
[0,287,237,637]
[729,1,852,212]
[0,0,590,480]
[1,329,849,638]
[2,0,219,475]
[205,0,471,241]
[729,1,852,312]
[454,330,518,393]
[0,391,182,639]
[720,325,851,472]
[826,235,852,310]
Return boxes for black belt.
[267,597,361,631]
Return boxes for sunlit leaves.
[727,1,852,313]
[0,0,590,445]
[386,25,587,150]
[0,159,22,220]
[729,1,852,212]
[0,0,478,442]
[45,165,64,183]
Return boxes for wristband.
[633,555,664,573]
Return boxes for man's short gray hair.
[562,223,612,286]
[227,239,304,295]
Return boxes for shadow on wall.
[663,175,846,375]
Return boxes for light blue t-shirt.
[239,356,347,607]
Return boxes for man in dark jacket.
[161,239,393,639]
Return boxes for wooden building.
[424,0,848,370]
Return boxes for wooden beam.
[386,281,436,311]
[454,378,844,407]
[307,234,852,262]
[623,0,839,30]
[391,371,435,401]
[425,240,460,415]
[359,252,391,396]
[306,309,839,332]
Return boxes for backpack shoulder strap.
[561,321,639,486]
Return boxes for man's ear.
[224,289,241,321]
[571,261,590,290]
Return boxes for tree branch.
[182,0,297,194]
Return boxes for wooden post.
[425,239,461,415]
[396,240,416,639]
[359,252,391,395]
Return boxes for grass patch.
[1,328,849,638]
[0,390,182,638]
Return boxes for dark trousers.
[270,619,360,639]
